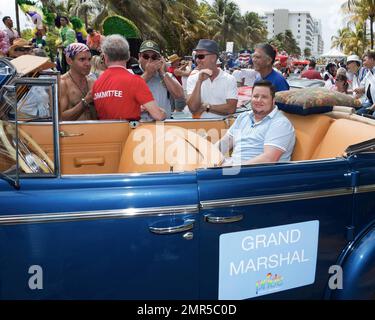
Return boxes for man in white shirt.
[232,64,259,87]
[354,51,375,115]
[2,16,19,46]
[187,39,238,119]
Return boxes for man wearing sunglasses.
[186,39,238,119]
[138,40,184,119]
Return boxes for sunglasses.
[196,53,215,60]
[15,47,31,52]
[141,53,160,60]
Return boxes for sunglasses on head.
[196,53,215,60]
[15,47,31,52]
[141,53,160,60]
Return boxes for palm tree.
[70,0,103,28]
[331,27,351,51]
[242,11,267,49]
[344,0,375,49]
[205,0,243,50]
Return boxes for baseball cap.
[139,40,161,54]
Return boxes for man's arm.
[59,79,91,121]
[202,99,237,116]
[215,132,233,156]
[186,70,211,113]
[143,100,167,121]
[160,72,184,99]
[242,145,285,165]
[159,59,184,99]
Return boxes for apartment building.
[261,9,324,56]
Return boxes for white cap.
[347,54,362,64]
[216,59,221,65]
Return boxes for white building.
[312,20,324,56]
[260,9,324,56]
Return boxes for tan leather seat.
[284,113,334,161]
[311,119,375,159]
[118,124,224,173]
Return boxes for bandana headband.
[65,43,90,59]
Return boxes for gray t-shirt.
[141,72,172,120]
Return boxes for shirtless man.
[59,43,96,121]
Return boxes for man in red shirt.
[301,60,323,80]
[86,28,103,56]
[92,35,166,121]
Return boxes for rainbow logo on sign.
[255,273,284,295]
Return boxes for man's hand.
[144,59,163,76]
[198,69,212,82]
[84,91,93,104]
[158,57,168,75]
[354,87,365,95]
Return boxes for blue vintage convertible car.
[0,57,375,300]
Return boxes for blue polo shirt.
[256,69,290,92]
[227,107,295,164]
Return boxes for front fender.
[327,223,375,299]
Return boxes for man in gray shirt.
[138,40,184,119]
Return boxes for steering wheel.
[0,120,54,173]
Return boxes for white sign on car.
[219,220,319,299]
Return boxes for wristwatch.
[81,98,89,108]
[206,104,211,113]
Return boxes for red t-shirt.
[301,68,323,80]
[92,66,154,120]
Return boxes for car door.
[197,159,353,300]
[0,172,199,299]
[0,76,199,299]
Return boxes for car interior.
[0,107,371,176]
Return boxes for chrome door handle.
[59,130,83,138]
[204,214,243,224]
[149,219,195,235]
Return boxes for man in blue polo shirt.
[252,43,289,92]
[216,80,295,165]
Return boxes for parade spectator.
[323,62,337,89]
[178,59,192,97]
[347,54,367,102]
[86,28,104,56]
[8,38,33,58]
[167,53,183,84]
[138,40,184,117]
[89,54,106,80]
[0,30,10,56]
[2,16,19,46]
[187,39,237,118]
[232,64,259,87]
[32,29,47,49]
[92,35,166,121]
[354,51,375,115]
[301,60,323,80]
[216,80,295,166]
[59,43,96,120]
[252,43,289,92]
[55,16,77,74]
[332,74,349,94]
